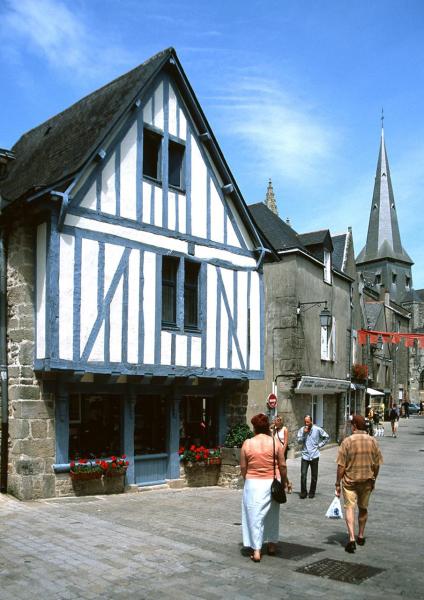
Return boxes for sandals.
[345,540,356,553]
[250,552,261,562]
[267,543,277,556]
[286,481,293,494]
[356,536,366,546]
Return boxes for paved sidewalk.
[0,417,423,600]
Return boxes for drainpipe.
[0,229,8,493]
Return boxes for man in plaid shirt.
[335,414,383,554]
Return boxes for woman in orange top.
[240,413,287,562]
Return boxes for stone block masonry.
[5,222,56,500]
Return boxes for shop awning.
[295,376,350,394]
[366,387,384,396]
[351,383,365,390]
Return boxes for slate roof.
[364,302,383,330]
[0,48,173,205]
[248,202,304,252]
[401,289,424,303]
[356,129,413,266]
[298,230,330,247]
[331,233,347,272]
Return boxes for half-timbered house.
[0,48,265,499]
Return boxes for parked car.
[408,403,420,415]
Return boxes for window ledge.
[143,174,162,186]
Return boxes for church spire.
[356,126,412,266]
[265,178,278,215]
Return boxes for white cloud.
[209,74,340,185]
[1,0,134,83]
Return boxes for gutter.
[0,223,8,493]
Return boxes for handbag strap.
[272,434,277,479]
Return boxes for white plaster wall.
[142,181,152,224]
[80,181,97,210]
[249,272,261,370]
[109,278,123,363]
[153,82,164,130]
[219,294,229,370]
[191,336,201,367]
[161,330,172,365]
[154,185,163,227]
[80,238,99,356]
[236,270,248,369]
[210,184,224,244]
[175,334,187,366]
[168,85,178,138]
[206,265,217,369]
[120,122,137,220]
[59,234,75,360]
[36,223,47,359]
[143,98,153,126]
[179,107,187,141]
[127,249,140,364]
[143,251,156,364]
[190,134,207,239]
[177,193,186,234]
[101,155,116,215]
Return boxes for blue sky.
[2,0,424,286]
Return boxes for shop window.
[179,396,218,449]
[134,395,167,455]
[419,371,424,391]
[69,394,122,460]
[162,256,179,327]
[143,128,162,180]
[168,139,185,188]
[184,261,200,330]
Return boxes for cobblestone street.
[1,417,422,600]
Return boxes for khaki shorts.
[342,481,373,509]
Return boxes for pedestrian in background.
[240,413,287,562]
[335,414,383,553]
[390,404,400,437]
[271,416,293,493]
[297,415,329,499]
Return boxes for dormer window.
[323,250,332,284]
[375,274,381,285]
[392,273,397,284]
[406,276,411,290]
[168,139,185,189]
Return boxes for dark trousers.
[301,458,319,494]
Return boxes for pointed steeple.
[357,126,412,266]
[264,178,278,215]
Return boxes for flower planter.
[183,462,221,487]
[70,471,102,481]
[104,469,127,478]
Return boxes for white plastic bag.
[325,495,343,519]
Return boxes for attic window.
[168,140,185,188]
[406,276,411,289]
[169,140,185,189]
[375,274,381,285]
[143,128,162,181]
[392,273,397,284]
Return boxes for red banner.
[357,329,424,346]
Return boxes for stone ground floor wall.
[6,378,249,500]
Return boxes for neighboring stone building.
[356,126,419,409]
[0,48,266,499]
[247,201,361,447]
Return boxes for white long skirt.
[242,478,280,550]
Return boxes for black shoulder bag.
[271,435,287,504]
